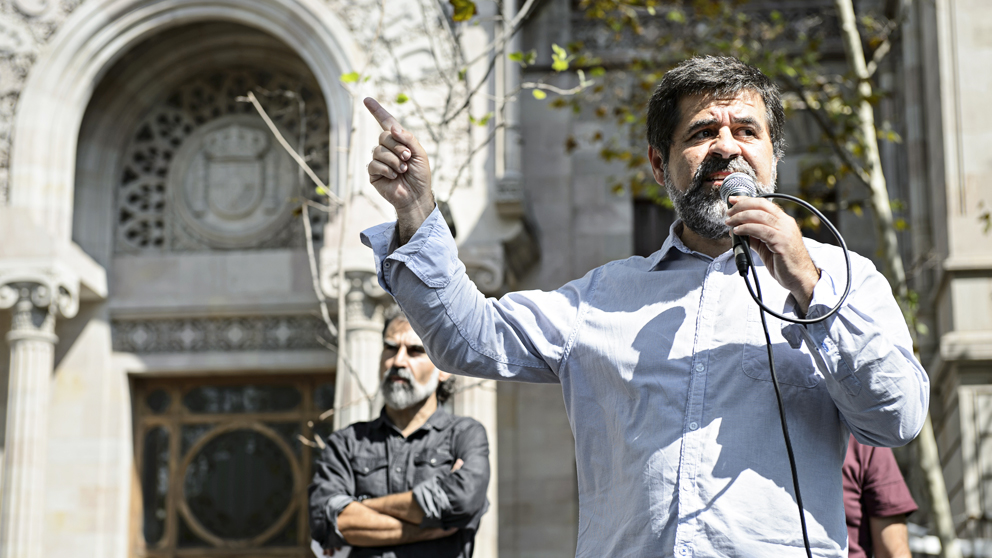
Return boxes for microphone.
[719,172,758,276]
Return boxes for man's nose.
[392,346,410,367]
[709,128,741,159]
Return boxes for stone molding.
[111,315,332,354]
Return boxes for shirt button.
[430,458,436,464]
[689,422,699,431]
[694,363,704,372]
[363,467,369,473]
[714,262,722,271]
[678,546,691,556]
[384,261,390,268]
[395,467,402,473]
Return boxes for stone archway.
[8,0,360,243]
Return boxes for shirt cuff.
[325,494,356,547]
[359,205,461,294]
[412,476,452,529]
[781,266,841,349]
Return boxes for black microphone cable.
[721,173,853,558]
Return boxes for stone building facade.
[0,0,990,557]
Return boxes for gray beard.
[664,157,776,240]
[380,366,439,410]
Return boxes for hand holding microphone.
[721,173,821,313]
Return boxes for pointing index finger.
[364,97,400,132]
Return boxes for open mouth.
[387,376,410,384]
[703,172,731,187]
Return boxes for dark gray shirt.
[309,407,489,558]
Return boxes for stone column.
[333,271,389,430]
[0,279,77,558]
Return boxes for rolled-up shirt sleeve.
[308,433,357,548]
[412,420,490,530]
[780,244,929,448]
[361,207,582,384]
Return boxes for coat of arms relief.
[171,116,295,249]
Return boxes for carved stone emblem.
[169,116,297,249]
[200,125,272,220]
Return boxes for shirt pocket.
[351,455,387,499]
[741,301,821,389]
[412,447,455,485]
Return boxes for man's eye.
[383,346,397,355]
[739,128,756,137]
[695,130,714,139]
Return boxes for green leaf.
[449,0,477,22]
[458,68,467,82]
[395,93,410,104]
[532,89,547,100]
[316,186,329,196]
[509,50,537,68]
[340,72,360,84]
[551,44,570,72]
[590,66,606,77]
[470,112,493,126]
[666,9,685,24]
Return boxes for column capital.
[0,270,79,343]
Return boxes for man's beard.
[380,366,439,410]
[664,156,776,240]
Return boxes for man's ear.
[648,145,666,186]
[438,370,452,382]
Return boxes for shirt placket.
[673,258,725,557]
[388,435,409,494]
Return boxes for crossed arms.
[309,421,490,550]
[334,462,462,546]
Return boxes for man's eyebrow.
[731,115,763,130]
[382,339,426,352]
[684,117,719,137]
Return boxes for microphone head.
[719,172,758,205]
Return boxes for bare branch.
[240,92,342,204]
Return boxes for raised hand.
[725,196,821,313]
[364,98,435,243]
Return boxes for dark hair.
[436,376,456,404]
[646,56,786,164]
[381,306,456,403]
[382,305,409,338]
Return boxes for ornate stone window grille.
[115,68,330,253]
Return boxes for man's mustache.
[691,156,756,191]
[384,366,415,384]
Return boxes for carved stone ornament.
[111,315,331,353]
[0,271,79,342]
[169,115,297,249]
[0,272,79,319]
[115,68,329,252]
[13,0,48,17]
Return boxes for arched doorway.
[73,20,339,556]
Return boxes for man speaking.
[359,56,929,557]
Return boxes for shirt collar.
[375,405,454,435]
[648,219,734,271]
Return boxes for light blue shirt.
[361,207,929,558]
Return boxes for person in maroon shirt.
[844,434,919,558]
